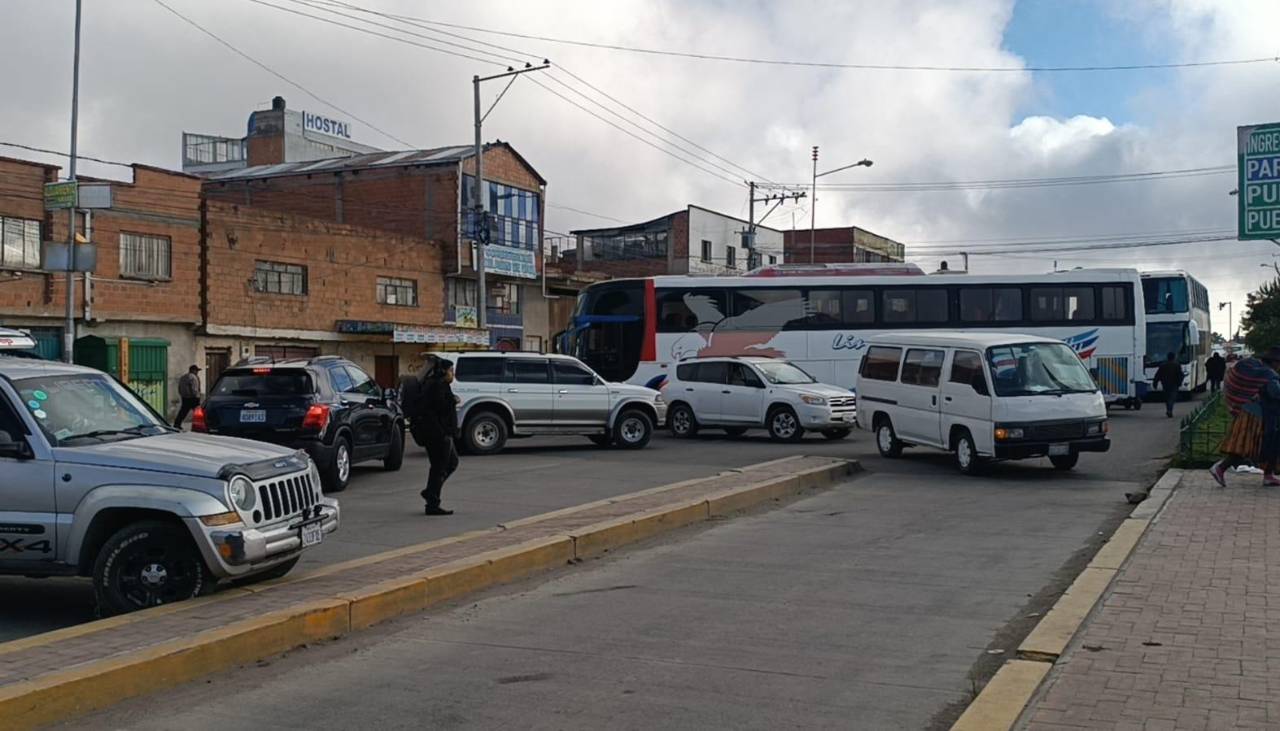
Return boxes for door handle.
[931,396,937,406]
[944,396,953,403]
[722,390,731,394]
[507,388,520,393]
[685,388,694,392]
[558,389,568,395]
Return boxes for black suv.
[194,356,404,492]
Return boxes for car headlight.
[309,459,322,488]
[653,393,665,404]
[995,427,1025,441]
[1086,421,1107,436]
[228,475,256,511]
[800,394,827,406]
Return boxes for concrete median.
[0,455,856,731]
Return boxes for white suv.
[665,357,856,442]
[442,352,666,454]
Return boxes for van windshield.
[986,343,1096,397]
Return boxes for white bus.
[560,267,1148,409]
[1140,270,1211,394]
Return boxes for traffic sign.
[1239,123,1280,240]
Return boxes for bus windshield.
[1143,277,1188,314]
[754,361,816,385]
[987,343,1097,396]
[1145,322,1190,367]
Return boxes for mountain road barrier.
[0,455,857,731]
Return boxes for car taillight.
[301,404,330,433]
[252,367,272,374]
[191,406,207,433]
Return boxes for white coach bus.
[559,267,1148,409]
[1141,270,1212,394]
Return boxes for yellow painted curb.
[1090,518,1149,570]
[0,597,350,731]
[1018,566,1117,662]
[951,660,1051,731]
[571,499,710,558]
[344,575,430,631]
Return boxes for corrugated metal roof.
[208,145,475,181]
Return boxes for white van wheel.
[955,431,982,475]
[875,419,903,458]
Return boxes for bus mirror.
[1188,321,1201,347]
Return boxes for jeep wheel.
[767,406,805,443]
[93,521,210,616]
[324,436,352,492]
[613,409,654,449]
[669,403,698,438]
[383,427,405,472]
[464,411,508,455]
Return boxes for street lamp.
[1219,301,1233,342]
[810,146,872,263]
[473,61,549,332]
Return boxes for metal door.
[941,350,994,453]
[127,339,169,416]
[551,360,608,427]
[504,359,555,426]
[896,348,944,447]
[0,387,57,567]
[721,363,766,423]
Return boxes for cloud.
[2,0,1278,320]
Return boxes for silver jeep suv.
[441,352,666,454]
[0,357,339,615]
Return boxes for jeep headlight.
[228,475,256,511]
[653,392,665,404]
[800,394,827,406]
[309,459,322,488]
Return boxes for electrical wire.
[760,166,1235,192]
[0,142,134,169]
[152,0,415,149]
[296,6,1280,74]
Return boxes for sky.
[3,0,1279,337]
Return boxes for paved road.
[3,405,1178,643]
[58,405,1182,731]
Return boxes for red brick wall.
[204,201,446,332]
[247,135,285,166]
[783,228,854,264]
[0,159,202,324]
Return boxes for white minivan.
[856,332,1109,473]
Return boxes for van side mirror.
[970,374,990,396]
[0,430,32,460]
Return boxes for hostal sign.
[303,111,351,140]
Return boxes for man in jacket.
[174,365,202,429]
[1153,353,1185,418]
[1206,352,1227,393]
[407,356,460,516]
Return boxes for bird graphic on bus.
[1064,328,1100,361]
[669,291,809,361]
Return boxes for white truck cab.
[856,332,1109,473]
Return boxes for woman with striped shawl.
[1211,348,1280,486]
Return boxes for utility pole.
[473,61,549,333]
[1219,301,1232,342]
[810,146,818,264]
[746,182,805,268]
[63,0,82,363]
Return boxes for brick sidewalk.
[0,456,844,692]
[1021,470,1280,731]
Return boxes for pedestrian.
[174,365,202,429]
[406,355,460,516]
[1210,347,1280,487]
[1206,351,1227,393]
[1152,353,1185,418]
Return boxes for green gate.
[127,339,169,416]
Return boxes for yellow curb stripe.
[1018,566,1117,662]
[1089,518,1150,571]
[951,660,1051,731]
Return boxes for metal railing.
[1176,392,1226,467]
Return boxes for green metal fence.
[1176,393,1228,467]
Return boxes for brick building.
[201,141,553,352]
[0,156,202,415]
[569,205,785,278]
[782,226,906,264]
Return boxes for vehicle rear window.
[506,359,550,384]
[676,363,697,381]
[694,362,729,384]
[860,346,902,381]
[456,357,504,382]
[212,370,313,397]
[900,349,944,387]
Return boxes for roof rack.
[307,355,343,364]
[231,356,275,368]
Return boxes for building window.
[0,216,41,270]
[448,278,478,307]
[253,260,307,295]
[119,232,172,280]
[377,276,418,307]
[726,247,736,269]
[768,255,777,265]
[700,240,712,263]
[488,282,521,315]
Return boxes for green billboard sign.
[1239,123,1280,240]
[43,181,78,210]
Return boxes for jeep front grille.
[256,471,320,523]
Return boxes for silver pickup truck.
[0,357,339,615]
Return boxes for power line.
[907,229,1237,252]
[153,0,414,148]
[759,166,1235,192]
[904,226,1234,246]
[316,11,1280,74]
[545,203,627,224]
[0,141,134,169]
[905,234,1238,257]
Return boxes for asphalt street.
[5,404,1177,645]
[50,405,1180,730]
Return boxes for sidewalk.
[1021,470,1280,730]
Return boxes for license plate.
[239,409,266,424]
[300,519,324,547]
[1048,444,1070,456]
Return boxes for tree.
[1211,331,1226,345]
[1241,277,1280,354]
